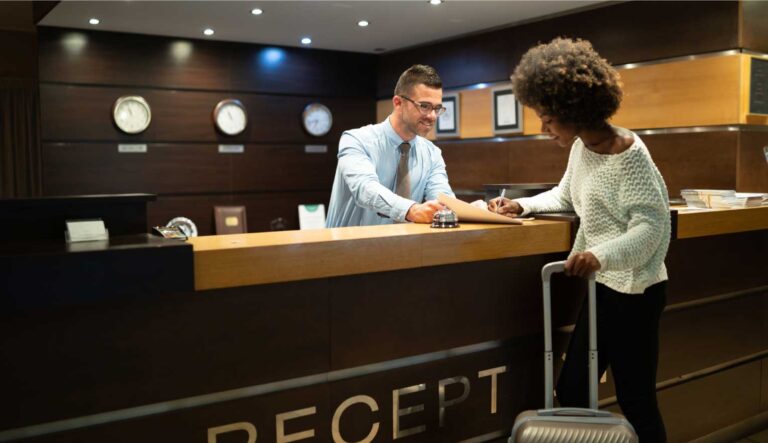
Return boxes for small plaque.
[65,218,109,242]
[118,144,147,153]
[218,144,244,154]
[153,225,187,239]
[214,206,247,235]
[304,144,328,154]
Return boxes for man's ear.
[392,95,401,109]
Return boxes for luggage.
[508,261,639,443]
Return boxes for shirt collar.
[384,116,416,148]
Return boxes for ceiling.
[40,0,607,54]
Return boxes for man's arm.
[422,147,455,201]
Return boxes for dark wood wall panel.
[40,84,374,144]
[42,143,232,195]
[42,143,338,196]
[666,231,768,305]
[738,131,768,192]
[0,30,37,78]
[644,131,739,197]
[38,27,376,97]
[147,191,331,235]
[595,293,766,400]
[657,361,762,442]
[377,1,740,96]
[438,131,739,197]
[741,0,768,53]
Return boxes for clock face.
[214,99,248,136]
[113,96,151,134]
[302,103,333,137]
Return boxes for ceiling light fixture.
[203,28,215,36]
[89,18,100,25]
[301,37,312,45]
[358,20,369,27]
[429,0,443,5]
[251,8,263,15]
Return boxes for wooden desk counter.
[674,205,768,239]
[188,220,571,290]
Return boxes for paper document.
[438,194,522,224]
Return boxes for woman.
[490,37,670,442]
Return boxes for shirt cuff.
[392,198,416,222]
[514,199,532,217]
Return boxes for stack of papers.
[681,189,767,208]
[438,194,523,224]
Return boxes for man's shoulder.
[345,121,385,139]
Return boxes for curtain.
[0,77,42,198]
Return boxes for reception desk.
[1,206,766,443]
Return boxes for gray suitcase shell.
[508,261,639,443]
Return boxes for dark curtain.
[0,77,42,198]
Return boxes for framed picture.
[436,93,460,137]
[492,86,523,134]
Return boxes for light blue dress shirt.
[325,117,454,227]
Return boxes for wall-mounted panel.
[40,83,375,144]
[377,1,740,97]
[38,27,376,97]
[42,143,232,195]
[738,131,768,192]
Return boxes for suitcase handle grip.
[538,407,613,418]
[541,260,598,410]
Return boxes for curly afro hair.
[511,37,622,131]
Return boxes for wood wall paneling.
[0,282,331,430]
[0,2,34,32]
[42,143,232,195]
[736,131,768,192]
[40,84,375,144]
[642,131,738,197]
[38,27,376,97]
[377,1,740,97]
[665,230,768,306]
[613,55,742,129]
[741,0,768,54]
[0,30,37,79]
[459,88,493,138]
[657,362,762,442]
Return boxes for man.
[325,64,455,227]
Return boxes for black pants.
[556,280,667,443]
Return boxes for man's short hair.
[394,64,442,96]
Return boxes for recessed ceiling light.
[89,18,100,25]
[203,28,215,36]
[301,37,312,45]
[251,8,263,15]
[358,20,369,27]
[429,0,443,4]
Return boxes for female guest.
[490,37,670,442]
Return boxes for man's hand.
[487,197,523,218]
[406,200,444,223]
[564,252,601,279]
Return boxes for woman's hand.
[488,197,523,218]
[564,252,601,279]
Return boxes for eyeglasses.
[399,95,446,116]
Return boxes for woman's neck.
[579,125,621,154]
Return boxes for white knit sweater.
[517,130,670,294]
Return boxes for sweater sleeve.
[588,153,669,271]
[515,144,577,216]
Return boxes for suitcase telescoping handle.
[542,261,598,411]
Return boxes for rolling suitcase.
[508,260,639,443]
